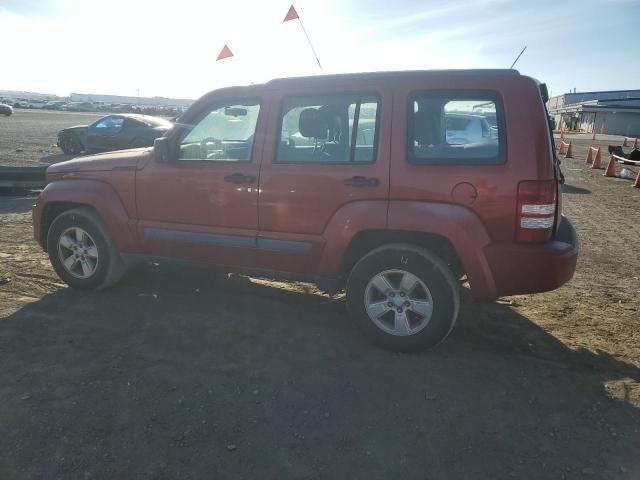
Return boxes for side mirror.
[154,137,173,163]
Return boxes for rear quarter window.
[408,90,506,165]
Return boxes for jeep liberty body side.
[33,70,578,350]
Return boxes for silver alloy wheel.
[57,227,99,279]
[364,269,434,336]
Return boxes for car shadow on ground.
[562,184,592,195]
[1,264,639,479]
[0,194,37,213]
[39,153,77,165]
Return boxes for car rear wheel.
[346,244,460,352]
[47,208,125,290]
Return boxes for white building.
[547,89,640,136]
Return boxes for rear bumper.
[479,216,578,300]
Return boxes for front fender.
[34,179,137,253]
[59,127,87,142]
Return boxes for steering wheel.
[199,137,222,158]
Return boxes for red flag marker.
[282,5,323,73]
[216,44,234,61]
[283,5,299,22]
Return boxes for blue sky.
[1,0,638,99]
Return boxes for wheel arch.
[41,201,98,251]
[37,180,137,254]
[318,200,499,301]
[341,230,463,282]
[62,128,85,143]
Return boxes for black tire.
[46,208,125,290]
[346,243,460,352]
[60,134,83,155]
[59,137,73,154]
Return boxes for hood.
[47,148,151,175]
[61,125,88,132]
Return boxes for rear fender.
[387,201,496,301]
[316,200,388,278]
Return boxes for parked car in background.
[445,113,497,145]
[44,101,67,110]
[57,113,173,154]
[34,69,577,352]
[13,99,49,109]
[60,101,94,112]
[0,103,13,116]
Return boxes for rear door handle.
[343,176,379,187]
[224,173,256,184]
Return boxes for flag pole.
[296,16,323,73]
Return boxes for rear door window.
[276,94,379,163]
[408,92,505,165]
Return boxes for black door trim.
[257,238,312,253]
[144,228,312,253]
[144,228,256,248]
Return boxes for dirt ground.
[1,113,639,479]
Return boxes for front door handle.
[224,173,256,184]
[343,176,379,187]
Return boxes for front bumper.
[482,216,579,299]
[32,195,45,249]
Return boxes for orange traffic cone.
[604,155,617,177]
[565,142,573,158]
[586,145,593,164]
[591,147,602,169]
[559,142,566,155]
[634,170,640,189]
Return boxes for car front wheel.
[60,135,83,155]
[346,244,460,352]
[47,208,125,290]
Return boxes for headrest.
[414,102,448,147]
[413,109,432,146]
[299,108,328,140]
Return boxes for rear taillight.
[516,180,556,243]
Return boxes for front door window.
[179,102,261,161]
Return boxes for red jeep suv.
[32,70,578,351]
